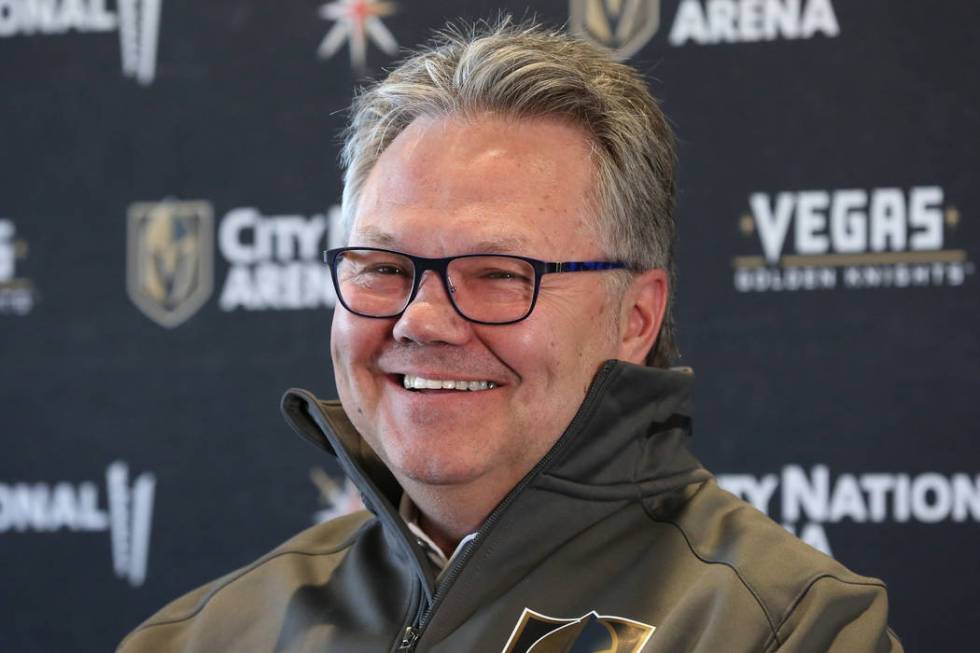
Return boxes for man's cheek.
[331,314,374,377]
[329,336,342,370]
[484,326,539,375]
[329,314,348,365]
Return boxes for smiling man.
[327,112,665,559]
[119,20,902,653]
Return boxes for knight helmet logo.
[570,0,661,60]
[501,608,656,653]
[127,200,214,328]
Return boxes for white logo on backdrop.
[0,218,35,315]
[571,0,839,57]
[718,465,980,557]
[218,205,344,312]
[317,0,398,73]
[733,186,974,293]
[0,0,163,85]
[117,0,163,84]
[0,461,156,586]
[106,461,156,586]
[668,0,839,46]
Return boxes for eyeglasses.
[324,247,628,325]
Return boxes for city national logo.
[719,466,980,558]
[0,0,164,85]
[570,0,661,60]
[501,608,655,653]
[218,205,342,312]
[127,200,214,327]
[0,461,156,586]
[127,200,343,325]
[317,0,398,74]
[0,218,36,315]
[570,0,839,57]
[733,186,974,293]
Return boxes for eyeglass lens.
[334,249,536,323]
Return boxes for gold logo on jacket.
[127,200,214,328]
[501,608,655,653]
[570,0,661,60]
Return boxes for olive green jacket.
[118,361,903,652]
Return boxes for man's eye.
[482,269,530,282]
[366,264,408,276]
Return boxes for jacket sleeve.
[766,575,904,653]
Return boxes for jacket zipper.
[393,363,617,651]
[397,625,421,650]
[396,589,428,651]
[294,392,437,653]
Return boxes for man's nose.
[392,270,471,345]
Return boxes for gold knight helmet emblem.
[501,608,656,653]
[569,0,661,60]
[127,200,214,328]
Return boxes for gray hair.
[340,18,679,367]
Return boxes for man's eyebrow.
[467,236,532,255]
[352,227,533,255]
[353,226,399,247]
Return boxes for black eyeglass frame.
[324,246,628,326]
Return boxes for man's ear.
[617,269,668,365]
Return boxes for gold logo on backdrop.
[127,200,214,328]
[570,0,660,60]
[501,608,655,653]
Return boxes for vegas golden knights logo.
[570,0,660,60]
[501,608,656,653]
[127,200,214,328]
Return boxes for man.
[119,20,902,653]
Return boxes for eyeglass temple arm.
[546,261,628,273]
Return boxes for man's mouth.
[401,374,498,392]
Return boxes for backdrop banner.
[1,1,977,651]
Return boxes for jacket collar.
[280,360,709,589]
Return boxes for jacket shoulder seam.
[654,514,784,647]
[122,517,374,643]
[763,572,888,651]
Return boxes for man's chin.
[374,417,504,486]
[392,456,489,487]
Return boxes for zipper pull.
[397,625,420,650]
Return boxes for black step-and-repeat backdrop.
[2,1,977,650]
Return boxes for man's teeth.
[402,375,497,391]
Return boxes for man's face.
[331,114,625,496]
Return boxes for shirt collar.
[398,493,478,574]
